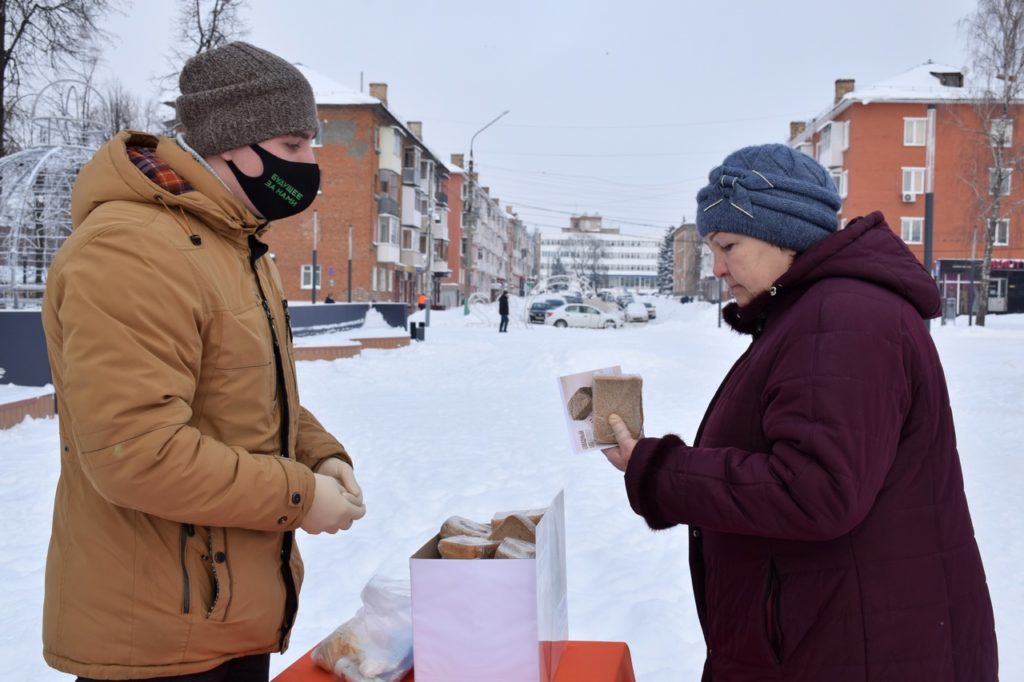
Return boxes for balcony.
[401,249,425,270]
[402,167,418,186]
[431,259,451,275]
[376,242,400,264]
[432,220,448,242]
[401,186,423,227]
[377,195,400,217]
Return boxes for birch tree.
[961,0,1024,325]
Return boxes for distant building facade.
[539,214,659,290]
[671,222,701,297]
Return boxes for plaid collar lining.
[127,145,194,195]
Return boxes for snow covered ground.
[2,298,1020,681]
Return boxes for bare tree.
[161,0,249,89]
[960,0,1024,325]
[564,235,606,289]
[96,80,162,136]
[1,0,117,155]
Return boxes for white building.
[539,215,660,290]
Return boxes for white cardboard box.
[410,492,568,682]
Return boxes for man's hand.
[301,474,366,534]
[601,414,637,472]
[316,457,363,507]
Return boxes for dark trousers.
[76,653,270,682]
[499,314,509,332]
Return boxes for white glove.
[317,457,363,507]
[301,473,367,534]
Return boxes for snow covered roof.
[294,64,381,106]
[841,61,972,105]
[294,63,450,173]
[790,61,985,146]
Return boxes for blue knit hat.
[696,143,842,252]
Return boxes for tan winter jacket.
[41,131,351,679]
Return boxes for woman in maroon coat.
[604,144,998,681]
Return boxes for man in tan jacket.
[42,42,365,681]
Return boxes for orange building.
[788,62,1024,313]
[264,68,450,306]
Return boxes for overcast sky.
[98,0,979,238]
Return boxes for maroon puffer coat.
[625,213,997,681]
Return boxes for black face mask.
[225,143,320,220]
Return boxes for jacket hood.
[71,131,265,240]
[725,212,941,333]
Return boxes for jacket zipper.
[179,523,195,614]
[764,558,783,664]
[247,236,298,651]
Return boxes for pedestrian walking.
[498,290,510,332]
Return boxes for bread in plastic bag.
[311,574,413,682]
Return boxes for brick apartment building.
[264,67,451,306]
[440,157,464,308]
[788,62,1024,314]
[263,66,539,309]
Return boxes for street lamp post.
[924,102,936,331]
[347,222,353,303]
[311,209,319,304]
[463,109,510,305]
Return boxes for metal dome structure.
[0,80,109,308]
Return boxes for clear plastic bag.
[311,575,414,682]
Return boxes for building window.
[377,215,399,244]
[393,129,402,158]
[900,217,923,244]
[372,266,392,292]
[300,264,322,290]
[989,167,1013,195]
[903,118,926,146]
[829,168,848,198]
[992,218,1010,246]
[902,167,925,194]
[990,118,1013,148]
[312,122,323,148]
[402,228,415,250]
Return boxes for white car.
[545,303,623,329]
[624,302,650,322]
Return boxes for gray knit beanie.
[176,41,318,158]
[696,144,842,252]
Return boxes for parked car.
[624,302,649,323]
[528,301,553,323]
[563,293,583,304]
[545,303,623,329]
[642,302,657,319]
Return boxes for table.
[272,640,636,682]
